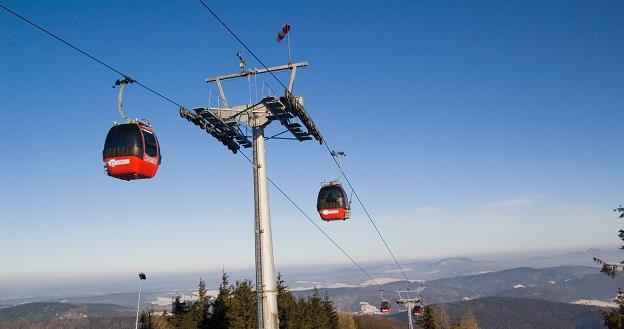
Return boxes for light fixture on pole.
[135,272,147,329]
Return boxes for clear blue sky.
[1,0,623,287]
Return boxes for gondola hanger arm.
[331,150,346,182]
[113,76,135,122]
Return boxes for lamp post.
[135,272,147,329]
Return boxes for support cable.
[239,151,382,289]
[0,3,185,109]
[324,142,418,291]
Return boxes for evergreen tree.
[594,205,624,329]
[148,272,347,329]
[154,309,171,329]
[170,296,196,329]
[293,296,313,329]
[321,291,339,329]
[172,296,186,316]
[308,287,329,329]
[422,305,441,329]
[139,309,154,329]
[211,271,232,329]
[277,273,297,329]
[228,280,257,329]
[196,278,210,329]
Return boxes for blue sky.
[1,0,623,287]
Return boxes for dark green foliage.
[307,288,330,328]
[277,273,297,329]
[421,305,441,329]
[594,205,624,329]
[600,288,624,329]
[197,278,211,329]
[594,206,624,278]
[322,291,339,329]
[139,309,154,329]
[169,295,196,329]
[228,280,257,329]
[152,273,339,329]
[594,258,620,279]
[211,271,232,329]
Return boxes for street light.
[135,272,147,329]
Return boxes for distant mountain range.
[294,265,621,313]
[282,247,621,291]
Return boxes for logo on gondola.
[108,159,130,167]
[144,157,158,164]
[321,209,339,215]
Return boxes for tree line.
[420,305,480,329]
[139,273,340,329]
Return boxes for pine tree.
[211,271,232,329]
[196,278,210,329]
[170,296,197,329]
[422,305,441,329]
[228,280,257,329]
[154,309,171,329]
[139,309,154,329]
[293,296,313,329]
[321,291,339,329]
[199,279,207,300]
[277,273,297,329]
[147,272,348,329]
[305,287,331,329]
[594,205,624,329]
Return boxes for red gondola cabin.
[413,305,424,318]
[317,182,350,221]
[103,121,161,180]
[380,300,391,314]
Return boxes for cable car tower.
[396,290,424,329]
[179,59,322,329]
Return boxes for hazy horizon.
[1,244,617,299]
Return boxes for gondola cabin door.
[103,121,161,180]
